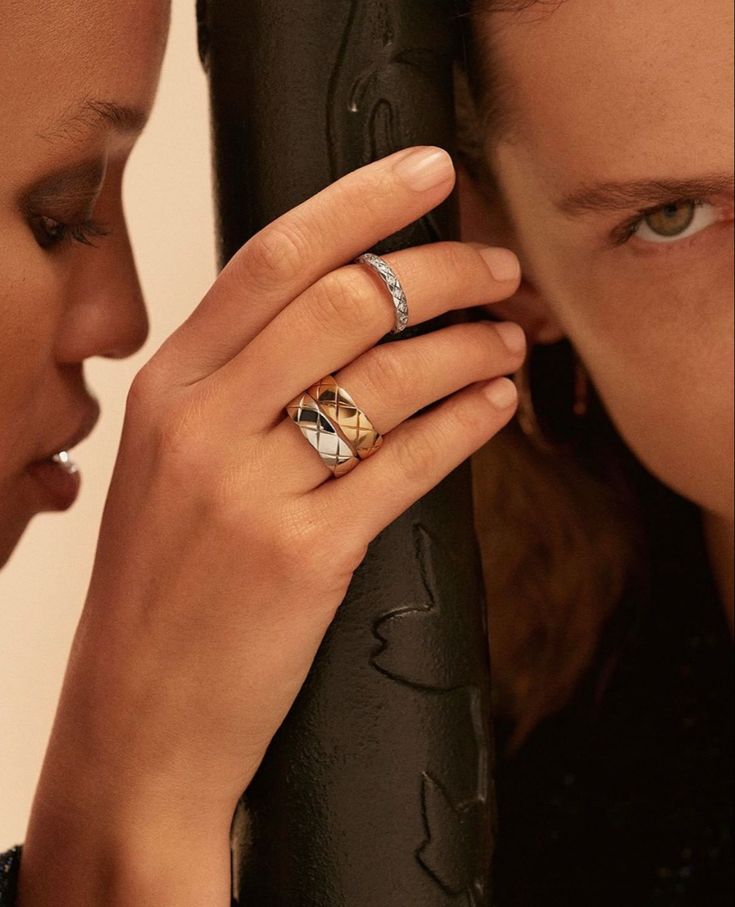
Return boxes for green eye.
[643,200,697,237]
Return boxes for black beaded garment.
[1,490,731,905]
[491,483,734,906]
[0,847,20,905]
[0,844,241,905]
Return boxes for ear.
[456,161,566,346]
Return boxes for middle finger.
[214,241,520,428]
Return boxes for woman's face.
[0,1,169,566]
[465,0,734,521]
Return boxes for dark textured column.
[197,2,495,904]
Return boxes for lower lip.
[26,458,81,509]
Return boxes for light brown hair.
[455,0,653,748]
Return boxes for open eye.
[633,200,718,244]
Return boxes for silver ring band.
[286,391,361,478]
[354,252,410,334]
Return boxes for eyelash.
[31,215,111,251]
[611,198,705,246]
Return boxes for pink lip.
[25,399,101,510]
[26,458,82,510]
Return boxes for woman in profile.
[1,0,732,905]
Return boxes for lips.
[34,399,101,467]
[25,399,101,510]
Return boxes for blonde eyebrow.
[556,174,735,216]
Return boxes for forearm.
[11,609,253,907]
[17,794,233,907]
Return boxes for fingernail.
[479,247,521,283]
[494,321,527,354]
[483,377,518,408]
[393,147,455,192]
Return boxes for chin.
[0,489,35,570]
[0,524,28,570]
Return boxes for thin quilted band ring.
[354,252,410,335]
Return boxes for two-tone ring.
[287,376,384,478]
[286,252,408,478]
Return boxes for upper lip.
[35,399,101,463]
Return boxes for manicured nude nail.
[495,321,527,354]
[393,147,455,192]
[479,247,521,283]
[483,377,518,408]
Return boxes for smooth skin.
[2,0,732,903]
[20,147,525,907]
[2,4,525,904]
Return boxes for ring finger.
[268,318,526,490]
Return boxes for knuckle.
[308,268,379,338]
[359,344,411,399]
[243,220,309,287]
[335,168,395,223]
[394,432,439,481]
[440,241,474,280]
[155,406,204,475]
[126,366,155,416]
[125,362,169,425]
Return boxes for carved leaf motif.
[418,773,486,904]
[371,523,479,690]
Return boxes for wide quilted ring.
[305,375,384,461]
[286,390,362,478]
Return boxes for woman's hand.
[23,146,525,902]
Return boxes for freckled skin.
[0,0,732,613]
[460,0,734,607]
[0,1,170,566]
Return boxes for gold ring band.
[305,375,383,460]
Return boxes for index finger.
[155,146,456,383]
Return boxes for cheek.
[0,230,62,476]
[564,251,734,519]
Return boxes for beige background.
[0,3,217,848]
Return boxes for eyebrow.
[555,175,735,216]
[37,98,149,145]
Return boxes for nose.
[55,219,150,364]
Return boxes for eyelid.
[18,158,107,223]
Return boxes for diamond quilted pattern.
[356,252,409,333]
[287,392,360,477]
[307,375,383,459]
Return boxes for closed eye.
[29,214,111,251]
